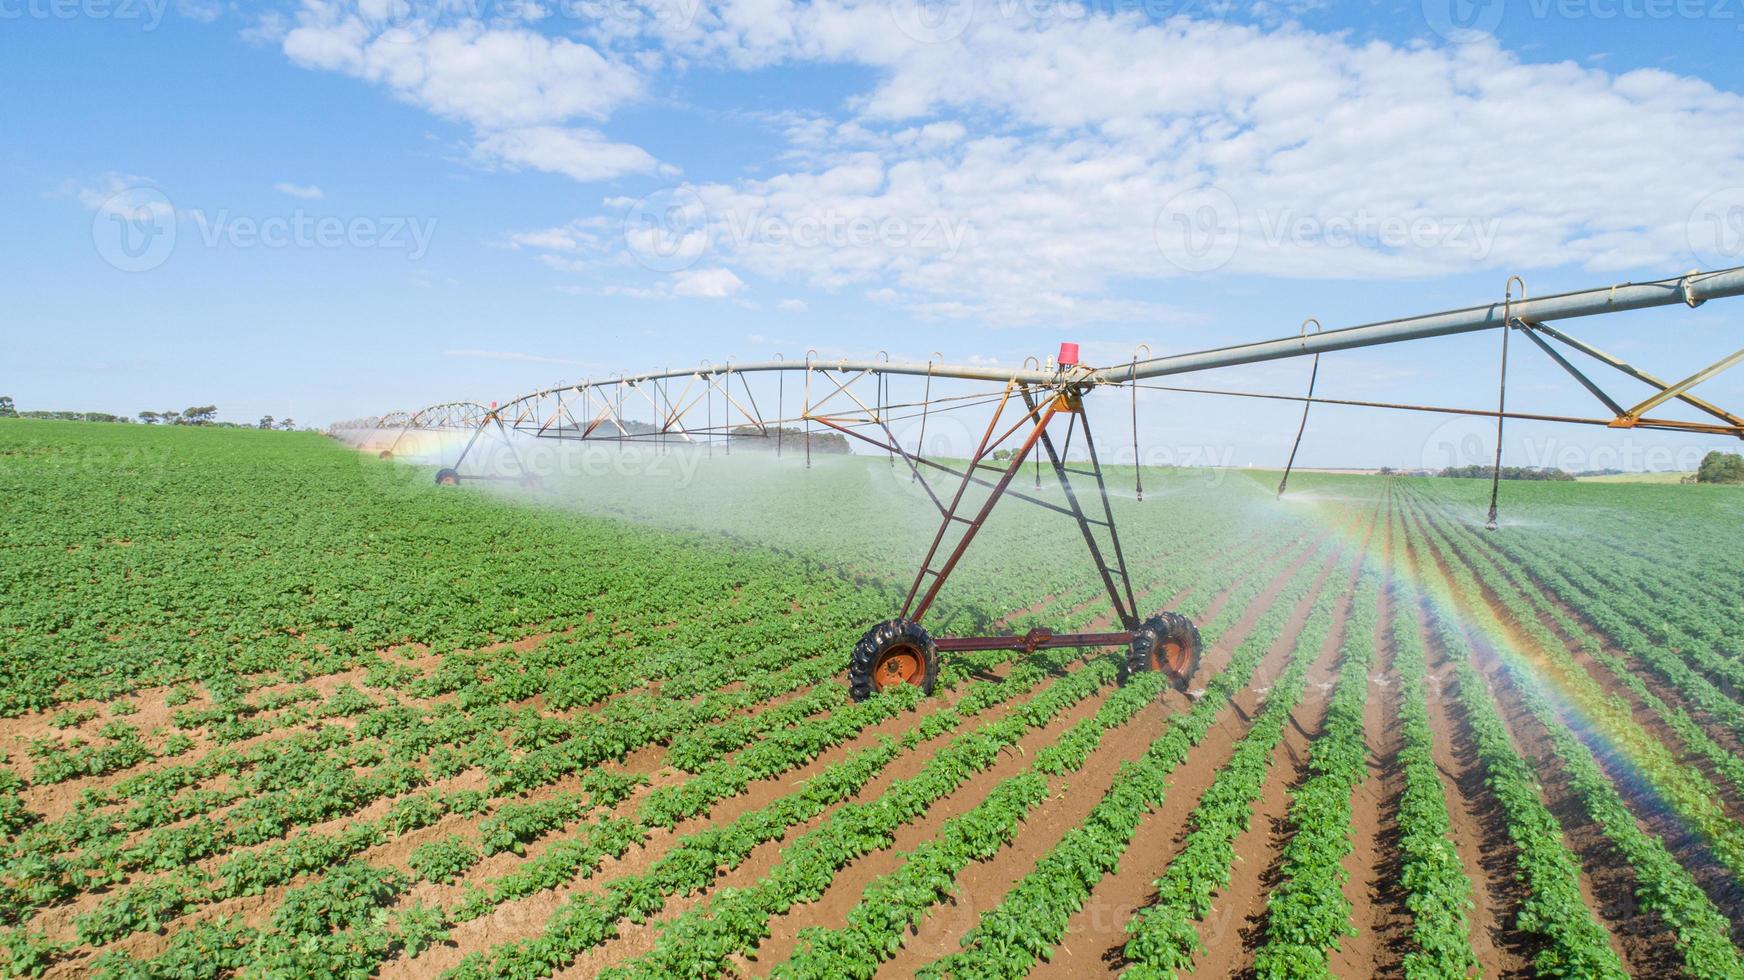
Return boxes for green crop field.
[3,418,1744,979]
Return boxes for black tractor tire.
[435,468,461,486]
[849,618,939,702]
[1126,611,1202,690]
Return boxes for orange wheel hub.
[872,647,925,691]
[1151,640,1188,678]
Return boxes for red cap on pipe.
[1058,342,1080,367]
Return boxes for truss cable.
[1276,319,1322,499]
[1488,278,1524,530]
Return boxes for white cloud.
[593,13,1744,320]
[282,15,642,128]
[672,267,745,298]
[56,172,175,219]
[776,298,808,312]
[473,126,668,182]
[264,4,1744,322]
[504,219,610,253]
[278,4,660,182]
[274,182,325,200]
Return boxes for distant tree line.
[0,397,297,430]
[1694,451,1744,484]
[727,424,850,453]
[1436,465,1575,482]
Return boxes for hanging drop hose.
[804,349,817,469]
[1488,278,1524,530]
[1025,356,1043,490]
[1276,319,1322,499]
[915,354,939,482]
[877,351,893,465]
[1131,344,1150,501]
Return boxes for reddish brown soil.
[1418,509,1744,956]
[1403,508,1669,976]
[1022,531,1354,979]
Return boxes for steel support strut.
[848,380,1196,701]
[904,382,1137,645]
[1020,387,1139,630]
[900,382,1062,623]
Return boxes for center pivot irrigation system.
[338,266,1744,701]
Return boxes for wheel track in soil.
[1329,480,1411,978]
[1398,508,1535,979]
[740,530,1328,979]
[728,519,1290,969]
[393,651,1098,980]
[1009,514,1367,979]
[551,528,1312,979]
[1399,501,1669,976]
[1172,496,1384,980]
[1410,500,1744,959]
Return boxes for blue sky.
[4,0,1744,470]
